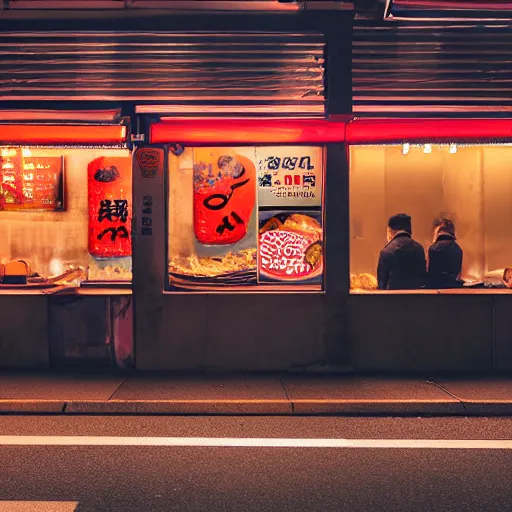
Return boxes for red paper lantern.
[193,149,256,246]
[88,156,132,258]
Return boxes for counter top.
[55,287,133,296]
[0,286,132,296]
[351,288,512,295]
[0,285,70,296]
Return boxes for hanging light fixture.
[449,143,457,154]
[424,144,432,154]
[402,143,410,155]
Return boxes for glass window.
[0,146,132,287]
[350,143,512,292]
[167,146,324,291]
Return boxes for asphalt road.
[0,416,511,512]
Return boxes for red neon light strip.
[150,119,347,144]
[346,119,512,144]
[0,125,127,145]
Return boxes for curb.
[0,399,480,415]
[291,400,466,415]
[65,400,293,415]
[0,401,65,413]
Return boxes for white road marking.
[0,502,78,511]
[0,436,511,449]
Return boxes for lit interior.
[0,146,132,286]
[168,146,324,291]
[350,143,512,292]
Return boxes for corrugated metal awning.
[0,31,325,117]
[353,21,512,115]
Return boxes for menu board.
[257,146,323,208]
[0,148,64,211]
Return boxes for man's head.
[433,217,456,240]
[387,213,412,242]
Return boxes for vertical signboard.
[193,148,256,246]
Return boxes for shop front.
[346,118,512,372]
[0,117,133,368]
[0,4,353,370]
[346,17,512,372]
[132,118,348,371]
[0,116,349,372]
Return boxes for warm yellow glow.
[170,249,257,278]
[1,148,17,157]
[350,143,512,291]
[0,147,131,285]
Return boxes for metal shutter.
[0,31,325,117]
[352,21,512,115]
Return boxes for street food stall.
[0,119,133,368]
[346,118,512,371]
[132,118,347,370]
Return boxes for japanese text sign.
[193,148,256,246]
[88,156,132,258]
[257,146,323,208]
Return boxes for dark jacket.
[377,232,427,290]
[427,233,463,288]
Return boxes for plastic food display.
[88,156,132,258]
[193,149,256,246]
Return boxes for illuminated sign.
[0,147,63,211]
[88,156,132,259]
[193,148,256,246]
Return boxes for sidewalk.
[1,373,512,416]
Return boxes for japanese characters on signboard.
[141,195,153,236]
[193,148,256,246]
[88,156,132,259]
[0,147,64,211]
[257,146,322,208]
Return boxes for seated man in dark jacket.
[377,213,427,290]
[427,217,463,288]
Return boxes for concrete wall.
[348,293,494,372]
[0,293,49,368]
